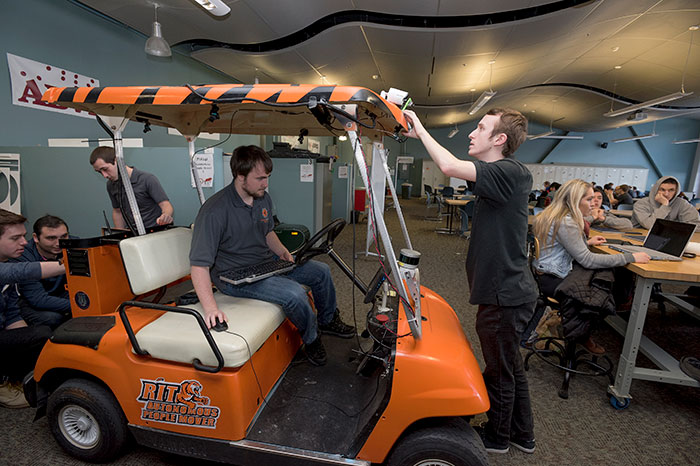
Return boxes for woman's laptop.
[607,218,696,261]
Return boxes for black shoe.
[473,424,509,454]
[510,437,536,454]
[319,311,355,339]
[304,337,327,366]
[680,356,700,381]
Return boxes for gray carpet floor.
[2,198,699,465]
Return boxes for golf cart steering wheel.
[294,218,346,265]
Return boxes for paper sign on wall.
[300,164,314,183]
[191,149,214,188]
[338,165,348,179]
[7,53,99,119]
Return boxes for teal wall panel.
[2,146,233,238]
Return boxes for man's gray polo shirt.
[107,167,169,229]
[190,183,275,287]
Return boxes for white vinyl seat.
[136,294,285,368]
[118,227,285,368]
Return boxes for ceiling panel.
[76,0,700,131]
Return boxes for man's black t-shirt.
[466,158,538,306]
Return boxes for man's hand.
[204,308,227,329]
[655,191,669,206]
[280,250,294,262]
[401,110,424,139]
[156,213,173,225]
[587,235,607,246]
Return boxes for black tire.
[47,378,129,463]
[386,419,488,466]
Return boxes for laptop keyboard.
[219,259,296,285]
[608,245,682,261]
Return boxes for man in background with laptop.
[189,145,354,366]
[632,176,700,230]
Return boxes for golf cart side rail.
[118,300,225,373]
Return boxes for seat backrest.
[119,227,192,295]
[442,186,454,197]
[424,184,433,195]
[617,204,633,211]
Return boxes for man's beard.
[243,185,264,199]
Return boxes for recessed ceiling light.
[690,25,699,31]
[470,88,476,92]
[371,74,379,80]
[488,60,496,65]
[611,46,620,52]
[614,65,622,70]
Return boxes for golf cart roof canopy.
[42,84,408,140]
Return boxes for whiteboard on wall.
[525,164,648,191]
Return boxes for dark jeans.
[476,301,536,447]
[20,299,70,330]
[217,260,337,344]
[0,325,52,381]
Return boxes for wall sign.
[7,52,99,119]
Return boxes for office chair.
[523,235,614,399]
[459,200,475,236]
[423,185,443,221]
[533,207,544,215]
[617,204,634,211]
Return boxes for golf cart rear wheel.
[386,421,488,466]
[47,378,129,462]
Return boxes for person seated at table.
[535,182,560,208]
[585,186,633,231]
[611,184,634,208]
[532,179,649,353]
[632,176,700,230]
[603,183,615,208]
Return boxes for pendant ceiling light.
[145,5,171,57]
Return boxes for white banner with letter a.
[6,52,99,119]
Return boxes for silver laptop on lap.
[607,218,695,262]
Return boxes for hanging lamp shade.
[145,6,171,57]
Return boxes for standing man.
[403,108,537,454]
[0,209,64,408]
[89,146,174,230]
[189,145,354,366]
[10,215,71,329]
[632,175,700,230]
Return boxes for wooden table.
[590,226,700,407]
[436,198,471,235]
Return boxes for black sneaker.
[304,337,327,366]
[510,437,536,454]
[319,311,355,339]
[474,425,509,454]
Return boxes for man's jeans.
[217,260,336,344]
[0,325,52,381]
[476,301,536,447]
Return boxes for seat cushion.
[119,227,193,295]
[135,293,286,368]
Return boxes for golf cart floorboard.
[247,335,390,456]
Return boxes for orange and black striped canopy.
[42,84,407,139]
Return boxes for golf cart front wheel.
[386,420,488,466]
[47,378,129,462]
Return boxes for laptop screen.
[643,219,696,257]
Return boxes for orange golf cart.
[26,84,489,466]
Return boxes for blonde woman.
[532,179,649,353]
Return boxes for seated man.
[10,215,71,329]
[586,186,632,230]
[89,146,174,230]
[632,176,700,230]
[612,184,634,208]
[0,209,64,408]
[189,145,354,366]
